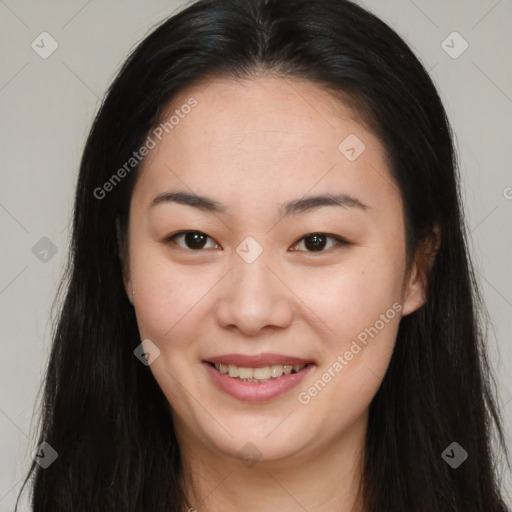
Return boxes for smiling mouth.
[207,361,314,383]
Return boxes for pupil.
[186,231,207,249]
[305,234,326,252]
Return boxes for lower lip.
[203,362,314,402]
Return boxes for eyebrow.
[149,190,369,218]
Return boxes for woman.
[18,0,510,510]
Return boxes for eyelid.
[290,233,350,253]
[163,230,219,250]
[163,230,350,253]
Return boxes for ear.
[116,217,134,306]
[401,225,441,316]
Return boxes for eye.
[290,233,349,253]
[164,231,219,251]
[163,231,349,253]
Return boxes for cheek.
[302,255,405,350]
[294,254,403,416]
[129,250,226,354]
[297,295,401,430]
[129,245,193,342]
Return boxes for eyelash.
[163,230,350,254]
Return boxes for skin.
[120,75,436,512]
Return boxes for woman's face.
[123,76,427,464]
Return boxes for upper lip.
[204,353,313,367]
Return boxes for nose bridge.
[234,246,274,294]
[232,240,281,305]
[214,239,294,334]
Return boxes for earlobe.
[401,262,427,316]
[401,225,441,317]
[126,281,134,306]
[123,273,134,306]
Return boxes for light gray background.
[1,0,511,510]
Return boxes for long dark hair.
[18,0,509,510]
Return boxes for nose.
[214,254,294,337]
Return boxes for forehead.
[133,76,399,214]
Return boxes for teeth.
[227,364,239,378]
[253,366,271,379]
[238,367,253,379]
[270,364,282,377]
[213,362,307,381]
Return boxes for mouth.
[206,361,314,382]
[202,358,315,402]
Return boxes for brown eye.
[165,231,218,250]
[291,233,349,253]
[163,231,349,254]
